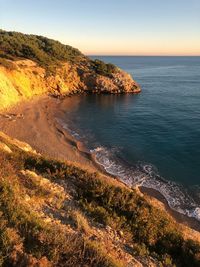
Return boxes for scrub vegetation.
[0,30,117,78]
[0,134,199,266]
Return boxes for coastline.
[0,95,200,237]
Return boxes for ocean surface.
[59,56,200,221]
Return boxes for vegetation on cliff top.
[91,59,118,77]
[0,133,199,266]
[0,29,84,65]
[0,29,118,77]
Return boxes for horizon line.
[2,28,200,58]
[87,54,200,57]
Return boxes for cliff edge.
[0,30,140,110]
[0,30,200,267]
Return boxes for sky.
[0,0,200,56]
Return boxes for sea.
[58,56,200,221]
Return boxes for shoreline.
[140,187,200,233]
[0,95,200,235]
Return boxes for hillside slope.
[0,30,140,110]
[0,131,200,267]
[1,30,200,267]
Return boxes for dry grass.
[70,210,91,235]
[0,133,199,266]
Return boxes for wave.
[56,118,81,139]
[91,146,200,222]
[56,117,200,222]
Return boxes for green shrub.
[0,29,84,64]
[0,29,87,74]
[0,152,122,266]
[91,59,118,77]
[0,29,121,78]
[1,146,200,266]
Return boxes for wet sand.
[0,95,200,235]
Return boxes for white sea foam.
[56,118,80,139]
[91,146,200,222]
[56,116,200,222]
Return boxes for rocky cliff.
[0,58,140,110]
[1,31,200,267]
[0,30,140,110]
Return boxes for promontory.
[0,30,140,110]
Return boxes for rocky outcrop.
[93,70,140,94]
[0,58,141,110]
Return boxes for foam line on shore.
[91,146,200,222]
[56,116,200,222]
[1,96,199,231]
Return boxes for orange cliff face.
[91,69,141,94]
[0,58,141,110]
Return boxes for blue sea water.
[59,56,200,221]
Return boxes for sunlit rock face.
[0,58,141,110]
[92,69,141,94]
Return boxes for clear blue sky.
[1,0,200,55]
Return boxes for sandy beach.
[0,95,200,235]
[0,96,97,170]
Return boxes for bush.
[91,59,118,77]
[0,29,121,78]
[1,145,200,266]
[0,152,123,266]
[0,29,87,74]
